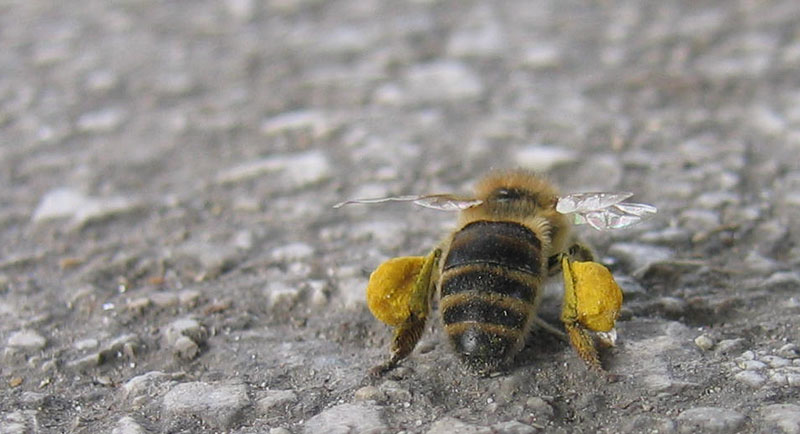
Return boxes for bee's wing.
[334,194,482,211]
[555,192,634,214]
[558,192,656,230]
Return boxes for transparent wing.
[558,192,656,230]
[333,194,483,211]
[556,192,633,214]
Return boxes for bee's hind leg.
[370,314,427,376]
[369,249,441,377]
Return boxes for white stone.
[257,390,297,413]
[123,371,176,399]
[733,370,766,388]
[270,242,314,261]
[74,338,99,351]
[302,403,386,434]
[76,107,126,132]
[111,416,147,434]
[264,281,302,307]
[426,417,483,434]
[490,420,537,434]
[694,335,715,351]
[513,146,577,172]
[163,382,249,430]
[260,110,332,138]
[778,343,800,359]
[522,44,562,68]
[737,360,767,371]
[761,404,800,434]
[216,150,332,188]
[32,188,86,221]
[162,318,207,349]
[32,188,138,226]
[7,330,46,350]
[676,407,745,433]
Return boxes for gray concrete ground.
[2,0,800,432]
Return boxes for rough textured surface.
[1,0,800,432]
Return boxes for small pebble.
[76,107,126,133]
[715,338,746,355]
[354,385,386,402]
[302,403,386,434]
[66,353,103,371]
[490,420,537,434]
[260,111,332,139]
[74,338,99,351]
[7,330,46,350]
[150,292,179,308]
[163,381,249,430]
[621,415,676,434]
[163,318,207,347]
[737,360,767,371]
[32,188,138,227]
[733,371,766,388]
[676,407,745,433]
[777,343,800,359]
[216,150,332,189]
[513,145,577,172]
[525,397,555,420]
[379,380,412,402]
[126,297,151,314]
[761,404,800,434]
[264,281,302,308]
[426,417,480,434]
[694,335,715,351]
[123,371,179,401]
[658,297,687,316]
[271,242,314,262]
[111,416,147,434]
[178,290,202,306]
[173,336,199,360]
[257,390,297,413]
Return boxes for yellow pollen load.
[566,260,623,332]
[366,256,425,327]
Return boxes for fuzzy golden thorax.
[457,170,571,257]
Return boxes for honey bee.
[335,170,656,375]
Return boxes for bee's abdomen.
[441,221,543,371]
[443,220,542,273]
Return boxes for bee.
[335,170,656,375]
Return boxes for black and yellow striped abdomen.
[440,220,544,371]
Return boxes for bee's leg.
[370,313,426,376]
[535,242,595,341]
[370,249,441,376]
[560,254,602,370]
[563,320,601,370]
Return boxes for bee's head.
[475,170,558,215]
[462,169,571,254]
